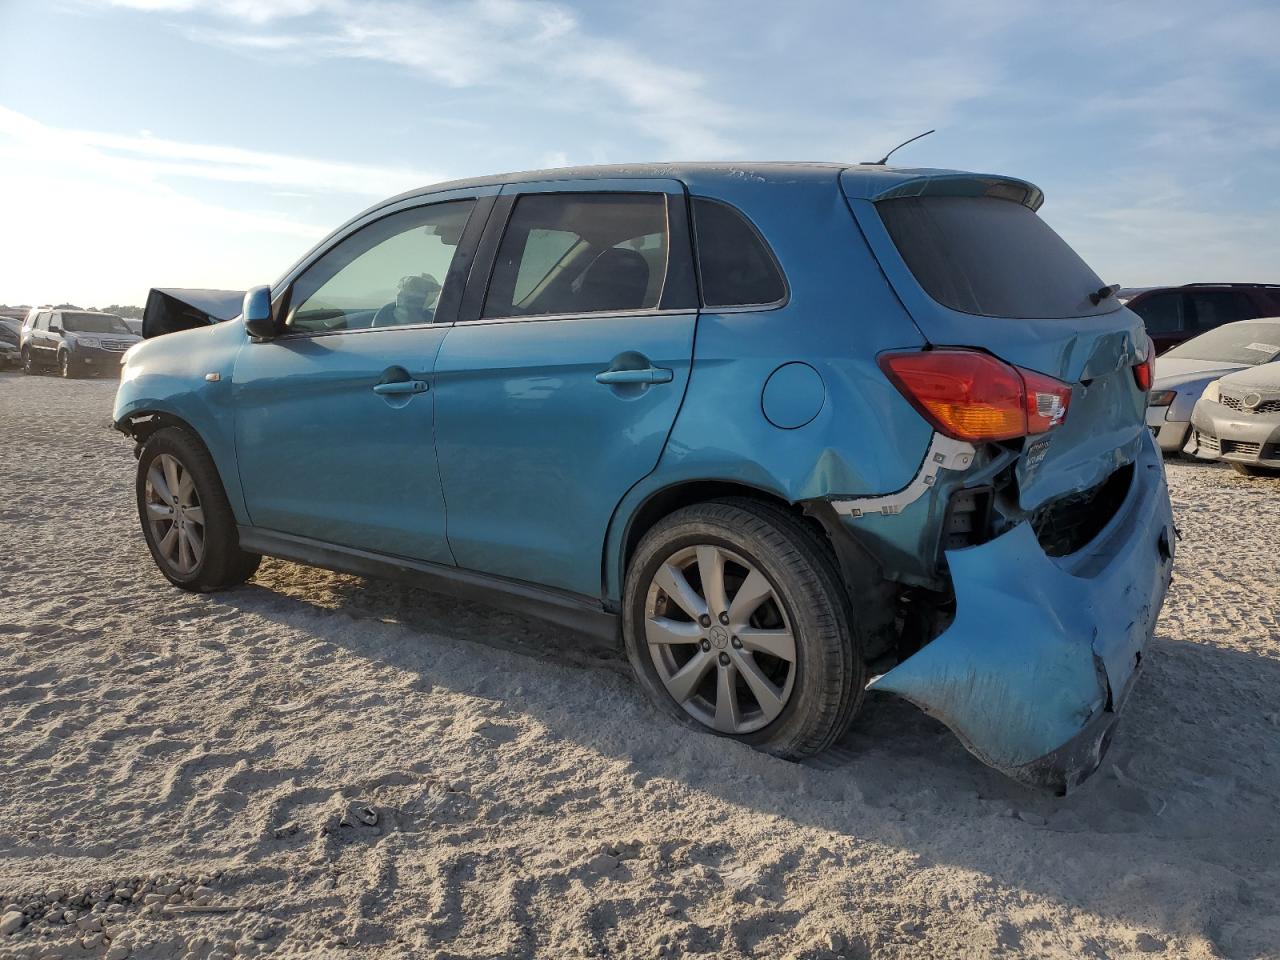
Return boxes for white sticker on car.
[1245,342,1280,353]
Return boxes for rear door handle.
[373,379,429,395]
[595,367,673,385]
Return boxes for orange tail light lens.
[879,349,1072,443]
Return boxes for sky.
[0,0,1277,308]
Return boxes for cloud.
[96,0,741,155]
[0,105,386,304]
[0,104,441,198]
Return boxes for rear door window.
[482,193,669,319]
[877,196,1115,319]
[1186,290,1256,331]
[1129,292,1187,334]
[692,198,786,307]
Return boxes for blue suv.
[115,163,1175,793]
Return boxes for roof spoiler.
[841,169,1044,211]
[143,288,245,339]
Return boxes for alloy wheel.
[644,544,796,734]
[144,453,205,575]
[59,353,70,377]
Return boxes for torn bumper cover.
[868,433,1175,794]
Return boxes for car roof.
[366,160,1039,217]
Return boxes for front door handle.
[373,379,429,395]
[595,367,673,386]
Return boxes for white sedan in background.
[1147,317,1280,452]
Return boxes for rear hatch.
[841,169,1149,512]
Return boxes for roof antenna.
[862,129,935,166]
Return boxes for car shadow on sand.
[212,556,1280,955]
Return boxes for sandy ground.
[1,371,1278,960]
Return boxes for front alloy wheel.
[135,427,261,591]
[144,452,206,576]
[645,545,796,733]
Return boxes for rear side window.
[878,196,1115,319]
[483,193,668,319]
[1129,292,1186,334]
[692,198,786,307]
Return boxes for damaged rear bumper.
[867,431,1175,794]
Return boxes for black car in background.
[1122,283,1280,354]
[0,318,21,367]
[20,309,141,377]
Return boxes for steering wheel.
[371,301,434,327]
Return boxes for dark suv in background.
[1123,283,1280,353]
[20,309,141,378]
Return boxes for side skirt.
[236,526,620,643]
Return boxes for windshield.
[1162,320,1280,365]
[63,313,131,334]
[877,196,1116,319]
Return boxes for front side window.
[482,193,668,319]
[692,198,786,307]
[287,200,476,334]
[1130,292,1186,334]
[878,195,1115,319]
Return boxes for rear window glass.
[878,196,1116,319]
[692,198,786,307]
[1162,321,1280,365]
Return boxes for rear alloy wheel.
[21,349,35,374]
[137,427,261,591]
[644,544,796,734]
[623,499,866,760]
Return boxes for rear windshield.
[1162,320,1280,365]
[62,312,131,334]
[877,196,1117,319]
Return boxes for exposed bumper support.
[867,432,1175,794]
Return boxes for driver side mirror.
[243,286,277,339]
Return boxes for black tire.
[623,498,867,760]
[59,351,77,378]
[136,427,261,591]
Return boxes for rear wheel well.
[623,482,822,570]
[620,481,900,661]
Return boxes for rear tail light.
[1133,335,1155,391]
[879,349,1072,443]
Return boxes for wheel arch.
[605,477,899,659]
[115,407,251,525]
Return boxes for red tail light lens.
[879,349,1072,443]
[1133,335,1155,391]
